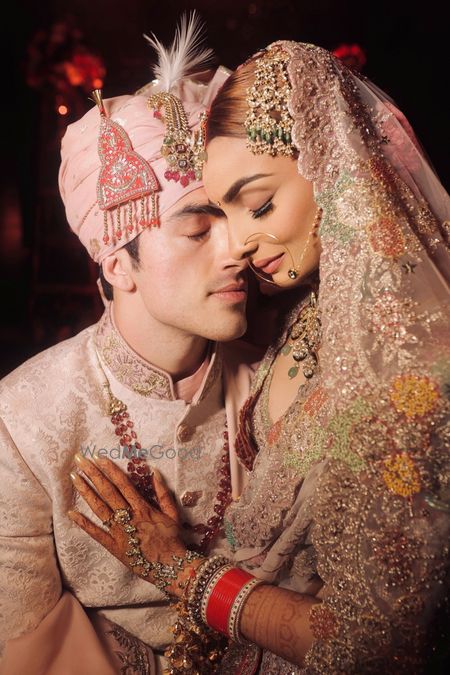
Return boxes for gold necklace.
[281,290,321,379]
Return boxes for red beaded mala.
[104,377,232,554]
[183,425,232,554]
[107,389,159,508]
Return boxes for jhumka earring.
[282,290,321,379]
[245,46,295,157]
[148,93,208,186]
[92,89,160,246]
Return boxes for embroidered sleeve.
[0,418,62,654]
[303,392,450,673]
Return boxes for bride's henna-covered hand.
[68,455,321,665]
[68,454,205,597]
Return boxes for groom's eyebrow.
[168,202,225,223]
[221,173,273,204]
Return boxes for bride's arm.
[239,583,319,665]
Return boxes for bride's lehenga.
[220,41,450,674]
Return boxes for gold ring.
[113,507,132,525]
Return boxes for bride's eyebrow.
[221,173,273,204]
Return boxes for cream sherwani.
[0,306,258,674]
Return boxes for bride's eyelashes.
[250,198,274,219]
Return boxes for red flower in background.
[25,18,105,120]
[63,51,105,90]
[333,43,367,71]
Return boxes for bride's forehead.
[205,140,282,177]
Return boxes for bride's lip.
[252,252,285,275]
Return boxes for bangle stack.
[186,555,265,643]
[186,555,231,628]
[206,567,264,643]
[164,556,264,673]
[164,556,230,673]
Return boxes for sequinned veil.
[224,41,450,672]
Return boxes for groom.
[0,59,259,674]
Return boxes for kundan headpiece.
[245,45,294,157]
[59,13,228,263]
[149,93,207,186]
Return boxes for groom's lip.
[214,282,247,293]
[211,281,248,302]
[253,252,285,274]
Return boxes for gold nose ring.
[244,232,295,285]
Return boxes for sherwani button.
[181,490,203,507]
[177,423,194,442]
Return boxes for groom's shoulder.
[0,322,97,401]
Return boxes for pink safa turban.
[58,68,229,263]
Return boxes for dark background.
[1,0,448,377]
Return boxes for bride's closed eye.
[250,198,274,219]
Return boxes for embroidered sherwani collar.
[94,306,222,402]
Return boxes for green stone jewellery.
[245,45,295,157]
[281,290,321,380]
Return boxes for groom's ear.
[102,252,136,294]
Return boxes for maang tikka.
[245,45,295,157]
[93,89,160,246]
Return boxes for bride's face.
[203,136,321,289]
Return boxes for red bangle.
[205,567,255,635]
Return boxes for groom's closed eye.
[169,202,225,223]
